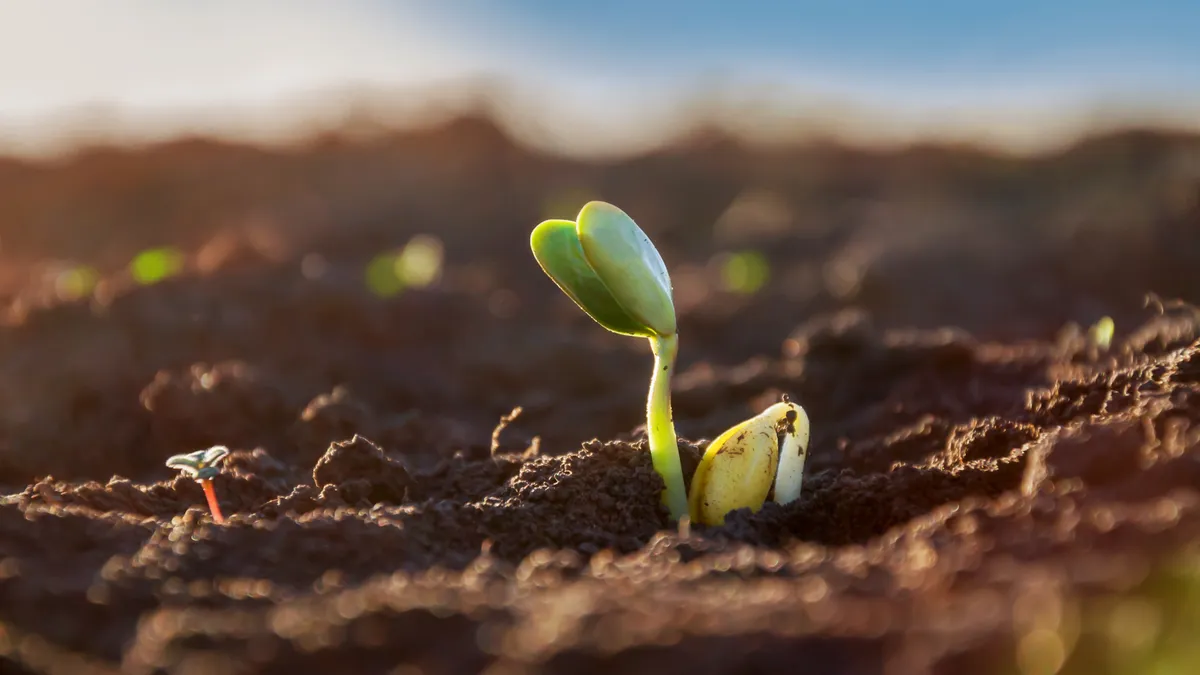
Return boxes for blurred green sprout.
[54,265,99,300]
[1088,316,1115,351]
[366,235,445,298]
[718,250,770,295]
[531,201,689,520]
[165,446,229,524]
[130,247,185,285]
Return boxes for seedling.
[531,201,689,520]
[165,446,230,524]
[688,396,810,526]
[531,201,813,526]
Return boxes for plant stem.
[200,478,225,524]
[647,333,689,521]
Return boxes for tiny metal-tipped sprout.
[531,201,689,520]
[165,446,230,524]
[688,397,810,526]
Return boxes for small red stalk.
[200,478,225,524]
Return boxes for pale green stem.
[647,333,689,521]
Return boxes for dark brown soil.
[1,120,1199,674]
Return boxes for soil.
[1,120,1199,674]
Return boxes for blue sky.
[436,1,1200,101]
[1,1,1198,156]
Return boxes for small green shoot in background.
[54,265,99,301]
[717,250,770,295]
[366,252,405,297]
[130,247,185,285]
[366,235,445,298]
[1088,316,1115,351]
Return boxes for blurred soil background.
[0,114,1197,674]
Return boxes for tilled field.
[1,122,1199,674]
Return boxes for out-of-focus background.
[2,1,1199,327]
[1,0,1198,480]
[5,1,1200,156]
[1,0,1198,402]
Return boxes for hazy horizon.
[3,1,1199,158]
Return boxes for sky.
[1,1,1198,157]
[459,1,1200,97]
